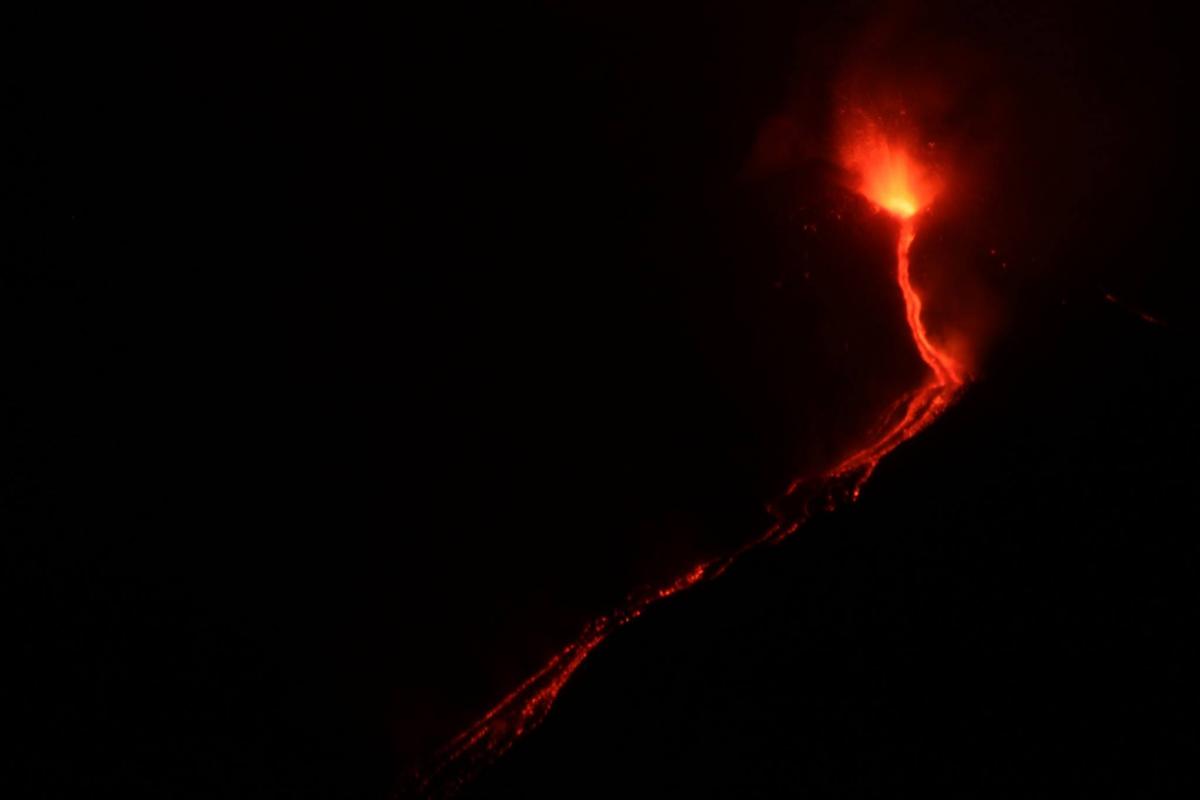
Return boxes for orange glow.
[841,125,939,220]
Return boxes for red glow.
[416,564,715,798]
[416,121,969,800]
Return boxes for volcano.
[8,3,1198,800]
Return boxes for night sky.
[7,3,1198,798]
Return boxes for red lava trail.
[414,132,965,799]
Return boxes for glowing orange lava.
[843,126,961,388]
[415,127,968,800]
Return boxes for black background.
[6,2,1197,798]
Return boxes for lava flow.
[414,127,966,799]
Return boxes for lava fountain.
[414,121,967,799]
